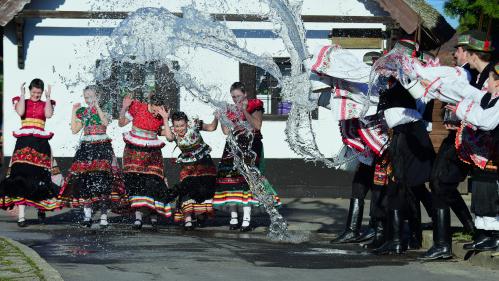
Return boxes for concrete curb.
[2,236,64,281]
[422,230,499,269]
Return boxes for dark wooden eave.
[17,10,395,23]
[0,0,31,26]
[375,0,455,50]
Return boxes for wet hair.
[148,92,165,106]
[230,82,246,93]
[29,78,44,91]
[171,111,189,123]
[83,85,101,96]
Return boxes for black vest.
[378,81,417,112]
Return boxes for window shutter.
[155,62,180,111]
[239,63,257,99]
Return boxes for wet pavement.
[1,202,498,281]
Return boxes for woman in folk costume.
[308,46,391,248]
[409,58,499,255]
[214,82,281,232]
[58,85,126,228]
[163,111,218,230]
[119,93,176,230]
[0,79,63,227]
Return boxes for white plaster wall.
[3,0,386,158]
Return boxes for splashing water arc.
[96,0,372,241]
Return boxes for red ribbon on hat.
[484,40,491,51]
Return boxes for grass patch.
[452,231,473,242]
[2,268,21,274]
[0,260,13,266]
[0,238,45,281]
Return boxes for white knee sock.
[242,206,251,227]
[150,214,158,224]
[100,213,108,226]
[185,215,192,226]
[18,205,26,222]
[229,205,239,225]
[135,211,143,224]
[83,207,92,221]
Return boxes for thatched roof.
[0,0,31,26]
[375,0,455,49]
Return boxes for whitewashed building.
[1,0,453,196]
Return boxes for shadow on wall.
[358,0,391,17]
[4,0,66,63]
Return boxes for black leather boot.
[474,231,499,251]
[407,203,423,250]
[419,208,453,260]
[449,199,475,234]
[355,217,376,242]
[356,189,383,243]
[463,230,491,250]
[363,219,385,249]
[330,198,364,244]
[372,210,405,255]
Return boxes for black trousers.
[351,162,386,220]
[386,180,431,215]
[430,132,470,209]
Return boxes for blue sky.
[427,0,460,28]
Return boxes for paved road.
[0,201,497,281]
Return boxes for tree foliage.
[444,0,499,32]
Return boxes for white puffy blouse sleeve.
[455,97,499,131]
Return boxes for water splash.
[91,0,359,242]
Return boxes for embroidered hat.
[392,39,435,63]
[454,33,471,48]
[465,31,494,52]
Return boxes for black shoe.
[463,232,490,250]
[17,220,27,228]
[419,244,453,260]
[363,220,385,249]
[151,221,159,231]
[196,215,207,228]
[372,210,405,255]
[37,211,46,223]
[81,220,92,228]
[474,233,499,252]
[240,224,252,232]
[132,219,143,230]
[372,240,405,255]
[355,227,376,243]
[330,198,364,244]
[240,219,252,232]
[419,208,453,260]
